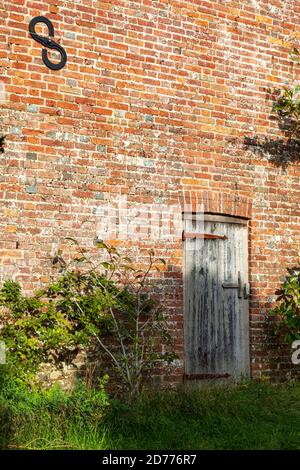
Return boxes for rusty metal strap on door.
[184,373,231,381]
[182,231,228,241]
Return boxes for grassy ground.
[2,381,300,450]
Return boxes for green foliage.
[270,266,300,343]
[0,279,83,381]
[0,369,110,449]
[0,240,176,395]
[0,368,109,419]
[273,85,300,137]
[272,47,300,139]
[2,378,300,449]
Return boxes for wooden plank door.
[184,215,250,381]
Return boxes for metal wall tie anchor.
[29,16,67,71]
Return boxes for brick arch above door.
[180,191,252,220]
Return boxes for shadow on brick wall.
[244,136,300,168]
[244,91,300,168]
[0,134,5,153]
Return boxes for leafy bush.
[270,266,300,343]
[0,280,83,381]
[2,375,300,449]
[0,368,110,449]
[272,47,300,139]
[0,370,109,418]
[0,240,176,396]
[273,85,300,137]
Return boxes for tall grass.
[105,381,300,450]
[1,378,300,450]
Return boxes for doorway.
[184,214,250,381]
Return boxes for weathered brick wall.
[0,0,300,382]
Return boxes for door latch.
[222,271,242,298]
[222,271,249,299]
[222,272,249,299]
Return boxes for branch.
[91,332,126,380]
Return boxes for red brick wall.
[1,0,300,382]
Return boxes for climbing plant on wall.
[269,265,300,344]
[244,46,300,166]
[0,240,176,396]
[273,48,300,139]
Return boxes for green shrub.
[0,240,176,396]
[273,85,300,138]
[0,368,110,449]
[0,279,83,381]
[270,266,300,343]
[0,369,109,422]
